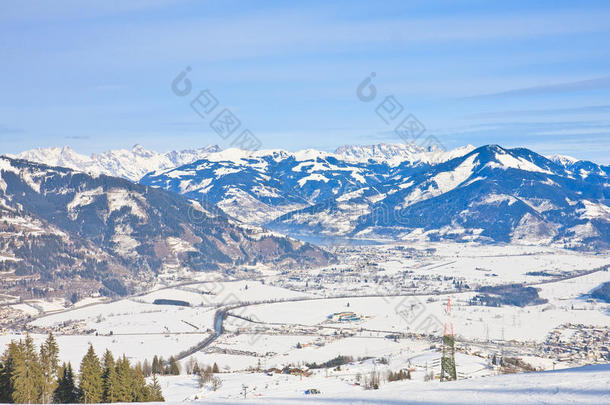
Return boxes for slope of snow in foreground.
[155,364,610,404]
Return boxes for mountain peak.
[0,156,333,298]
[13,144,222,181]
[550,154,580,166]
[334,142,475,164]
[334,142,425,160]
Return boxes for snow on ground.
[223,335,433,371]
[6,296,110,317]
[405,242,610,286]
[536,267,610,300]
[302,243,609,299]
[20,280,311,337]
[137,288,219,307]
[182,280,316,305]
[155,363,610,404]
[30,299,217,334]
[186,353,261,373]
[73,296,110,308]
[3,241,607,404]
[163,350,491,401]
[158,375,201,402]
[214,334,312,358]
[239,285,609,343]
[32,297,69,312]
[10,302,39,316]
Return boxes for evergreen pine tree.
[131,364,151,402]
[54,362,78,404]
[78,345,103,403]
[115,355,133,402]
[101,349,119,403]
[40,332,60,403]
[212,362,219,374]
[142,359,152,377]
[158,357,167,375]
[192,362,200,375]
[12,334,43,404]
[168,357,180,375]
[0,357,8,403]
[0,341,18,403]
[148,374,164,402]
[151,356,160,375]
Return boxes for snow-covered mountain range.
[334,143,476,164]
[10,144,221,181]
[140,144,609,249]
[7,143,610,249]
[273,145,609,247]
[0,156,332,298]
[13,143,469,182]
[140,144,467,226]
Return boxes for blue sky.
[1,0,609,163]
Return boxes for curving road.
[169,263,609,362]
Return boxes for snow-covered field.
[239,267,609,343]
[30,298,217,335]
[350,242,610,289]
[156,364,610,404]
[1,242,608,403]
[162,349,493,401]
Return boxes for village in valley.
[2,241,608,401]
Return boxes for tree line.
[0,333,164,403]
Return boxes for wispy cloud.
[1,1,609,161]
[465,77,610,99]
[465,105,610,119]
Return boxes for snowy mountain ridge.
[10,144,222,182]
[334,143,476,164]
[271,145,610,248]
[8,142,610,248]
[12,143,475,182]
[0,155,332,300]
[140,144,457,225]
[141,144,609,249]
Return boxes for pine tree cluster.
[387,369,411,382]
[150,355,181,376]
[0,333,164,404]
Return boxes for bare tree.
[211,376,222,391]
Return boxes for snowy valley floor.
[156,364,610,404]
[2,243,608,404]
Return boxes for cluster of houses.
[544,324,610,363]
[269,245,468,299]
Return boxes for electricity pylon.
[440,297,457,382]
